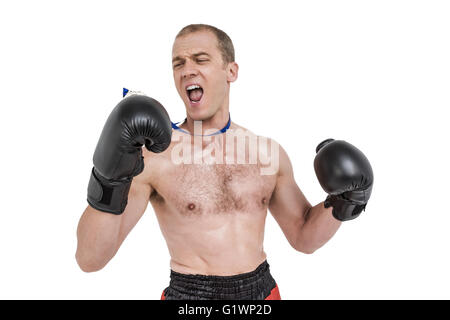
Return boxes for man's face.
[172,30,237,120]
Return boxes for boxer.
[76,24,373,300]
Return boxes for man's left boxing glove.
[87,94,172,214]
[314,139,373,221]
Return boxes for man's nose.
[181,61,198,79]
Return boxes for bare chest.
[151,163,277,215]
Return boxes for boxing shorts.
[161,260,281,300]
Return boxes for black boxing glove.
[87,94,172,214]
[314,139,373,221]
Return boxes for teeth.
[186,84,201,91]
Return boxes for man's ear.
[227,62,239,83]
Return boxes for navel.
[261,197,267,205]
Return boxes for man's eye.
[197,59,208,63]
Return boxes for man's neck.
[182,108,230,135]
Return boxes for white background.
[1,0,449,299]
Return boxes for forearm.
[75,206,122,272]
[295,202,341,253]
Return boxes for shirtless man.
[76,24,373,300]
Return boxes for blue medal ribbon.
[171,114,231,136]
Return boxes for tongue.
[189,88,203,102]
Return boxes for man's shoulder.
[137,147,174,185]
[229,122,278,142]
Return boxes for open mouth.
[186,84,204,104]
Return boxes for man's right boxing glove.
[314,139,374,221]
[87,94,172,214]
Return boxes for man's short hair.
[175,24,235,66]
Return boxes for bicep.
[116,171,152,248]
[268,147,311,247]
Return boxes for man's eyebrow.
[172,56,183,63]
[192,52,211,58]
[172,52,211,64]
